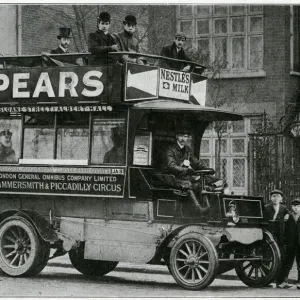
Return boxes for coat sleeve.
[189,150,206,170]
[159,46,170,68]
[88,33,115,55]
[111,33,123,51]
[165,147,188,177]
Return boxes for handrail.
[0,51,207,71]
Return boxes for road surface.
[0,256,299,297]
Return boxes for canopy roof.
[132,100,243,122]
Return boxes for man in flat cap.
[160,32,191,71]
[264,189,290,288]
[50,28,72,54]
[0,129,17,163]
[276,198,300,289]
[88,12,119,65]
[112,15,143,65]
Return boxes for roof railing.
[0,52,206,74]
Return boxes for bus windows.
[23,112,89,163]
[23,114,54,159]
[56,113,89,160]
[0,118,21,164]
[91,115,126,165]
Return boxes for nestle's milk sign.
[159,68,190,101]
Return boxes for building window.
[291,6,300,73]
[177,5,264,73]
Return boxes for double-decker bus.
[0,52,280,290]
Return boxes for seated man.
[163,127,210,215]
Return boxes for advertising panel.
[159,68,190,101]
[0,65,122,105]
[0,165,125,198]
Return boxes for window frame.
[290,5,300,75]
[177,4,265,78]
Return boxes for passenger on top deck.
[50,28,72,54]
[88,12,119,65]
[112,15,144,65]
[160,33,191,72]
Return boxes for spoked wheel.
[235,231,281,287]
[0,216,49,277]
[69,244,118,276]
[169,233,218,290]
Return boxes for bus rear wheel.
[168,233,218,290]
[0,216,49,277]
[69,245,118,276]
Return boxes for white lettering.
[13,73,30,98]
[59,72,78,97]
[82,71,104,97]
[33,72,55,98]
[0,74,9,91]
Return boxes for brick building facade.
[0,4,299,197]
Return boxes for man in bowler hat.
[88,12,119,65]
[50,28,72,54]
[112,15,143,64]
[160,32,191,71]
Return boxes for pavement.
[47,253,300,284]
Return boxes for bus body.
[0,53,280,290]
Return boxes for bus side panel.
[0,194,21,212]
[84,219,160,263]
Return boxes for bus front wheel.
[69,244,118,276]
[0,216,49,277]
[168,232,218,290]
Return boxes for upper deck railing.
[0,52,207,109]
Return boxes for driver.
[163,126,211,215]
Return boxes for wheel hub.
[15,239,28,254]
[186,255,198,267]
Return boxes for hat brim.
[123,20,137,26]
[57,35,72,39]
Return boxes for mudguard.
[166,225,224,248]
[0,209,58,243]
[152,224,224,263]
[223,227,263,245]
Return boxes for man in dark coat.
[50,28,72,54]
[276,198,300,289]
[88,12,119,65]
[163,126,210,215]
[112,15,143,65]
[160,33,191,71]
[264,189,289,244]
[264,189,290,287]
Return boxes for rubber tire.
[69,245,118,276]
[0,216,48,277]
[235,231,281,288]
[169,232,219,290]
